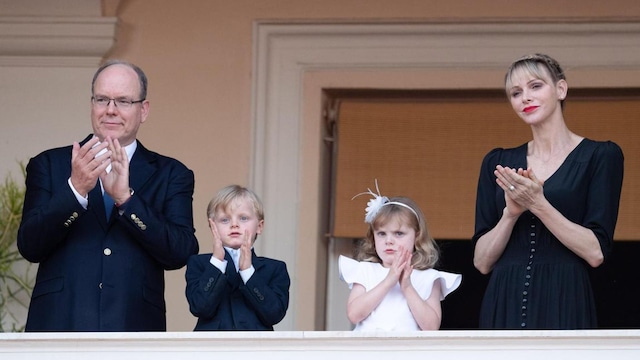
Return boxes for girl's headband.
[352,179,419,224]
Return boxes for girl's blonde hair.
[356,196,439,270]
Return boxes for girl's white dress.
[339,255,462,331]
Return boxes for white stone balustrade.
[2,330,640,359]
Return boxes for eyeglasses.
[91,96,145,109]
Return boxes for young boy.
[185,185,290,330]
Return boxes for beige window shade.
[332,94,640,240]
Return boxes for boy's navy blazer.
[18,134,199,331]
[185,250,290,331]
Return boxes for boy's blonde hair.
[356,196,439,270]
[206,185,264,222]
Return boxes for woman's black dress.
[473,139,624,329]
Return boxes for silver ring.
[508,185,515,191]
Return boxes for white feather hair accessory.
[351,179,419,224]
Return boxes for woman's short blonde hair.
[505,53,567,109]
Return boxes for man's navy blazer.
[185,250,290,331]
[17,134,199,331]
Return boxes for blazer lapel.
[250,249,265,272]
[127,141,157,195]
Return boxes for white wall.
[0,67,95,175]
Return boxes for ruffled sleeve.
[411,269,462,301]
[434,270,462,300]
[339,255,363,289]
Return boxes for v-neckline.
[525,138,586,184]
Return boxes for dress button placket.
[521,216,537,328]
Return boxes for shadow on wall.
[436,240,640,330]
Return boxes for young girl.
[339,182,461,331]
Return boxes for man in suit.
[17,60,199,331]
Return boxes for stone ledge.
[2,330,640,359]
[0,16,117,66]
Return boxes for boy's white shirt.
[209,247,255,284]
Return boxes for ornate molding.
[0,16,117,67]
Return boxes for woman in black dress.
[472,53,624,329]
